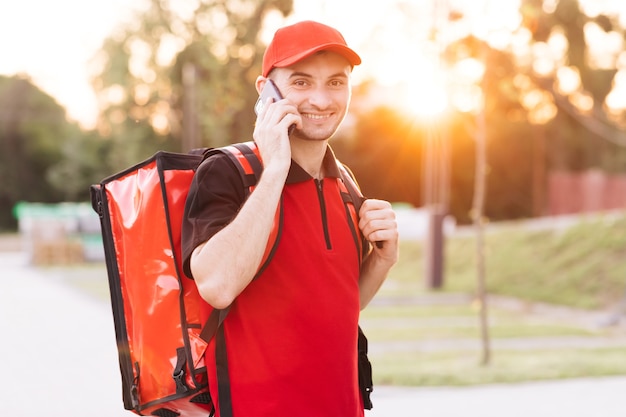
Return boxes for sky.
[0,0,140,128]
[0,0,623,129]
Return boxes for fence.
[548,170,626,216]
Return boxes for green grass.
[363,212,626,386]
[360,291,626,386]
[371,348,626,386]
[393,214,626,310]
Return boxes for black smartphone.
[254,80,295,134]
[254,79,283,115]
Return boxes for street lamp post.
[422,0,451,290]
[423,123,449,290]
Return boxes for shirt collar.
[285,145,341,184]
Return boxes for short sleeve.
[181,152,246,278]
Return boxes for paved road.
[369,377,625,416]
[1,252,624,417]
[0,252,128,417]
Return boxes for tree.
[89,0,294,174]
[426,0,626,222]
[0,75,80,230]
[332,104,424,206]
[520,0,626,172]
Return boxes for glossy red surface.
[105,156,210,414]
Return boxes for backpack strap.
[336,163,370,264]
[220,141,284,278]
[197,141,283,417]
[336,163,375,409]
[197,141,284,278]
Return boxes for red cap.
[262,21,361,77]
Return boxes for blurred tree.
[520,0,626,172]
[425,0,626,222]
[47,129,118,201]
[331,103,425,207]
[0,75,81,230]
[446,38,537,223]
[89,0,293,173]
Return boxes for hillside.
[388,210,626,311]
[361,211,626,386]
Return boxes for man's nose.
[307,87,333,109]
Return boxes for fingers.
[255,98,300,139]
[253,98,296,171]
[359,199,398,249]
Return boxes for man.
[182,20,398,417]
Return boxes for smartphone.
[254,79,284,115]
[254,80,295,134]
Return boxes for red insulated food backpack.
[90,141,373,417]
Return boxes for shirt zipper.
[315,179,332,250]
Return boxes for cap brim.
[273,43,362,70]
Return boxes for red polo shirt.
[182,147,363,417]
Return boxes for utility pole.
[182,62,200,152]
[422,125,449,289]
[532,125,546,217]
[423,0,451,290]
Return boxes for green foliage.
[332,104,425,207]
[47,129,120,201]
[0,76,81,230]
[90,0,294,164]
[521,0,626,168]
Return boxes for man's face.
[270,51,352,141]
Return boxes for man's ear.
[255,76,267,95]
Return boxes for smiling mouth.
[302,113,331,121]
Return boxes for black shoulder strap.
[197,141,281,343]
[339,163,383,251]
[337,163,372,262]
[338,164,364,209]
[196,142,281,417]
[336,163,375,409]
[219,142,283,277]
[218,143,263,189]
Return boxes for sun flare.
[404,77,449,118]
